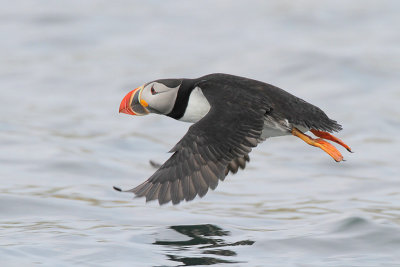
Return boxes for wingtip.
[149,160,162,169]
[113,186,122,192]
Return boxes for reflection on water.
[154,224,254,266]
[164,254,237,266]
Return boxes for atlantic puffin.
[116,73,352,205]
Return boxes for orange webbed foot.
[292,128,344,162]
[310,129,352,153]
[313,138,344,162]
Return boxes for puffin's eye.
[151,86,156,95]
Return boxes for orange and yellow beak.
[119,86,149,116]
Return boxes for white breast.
[179,87,211,123]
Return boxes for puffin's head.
[119,79,182,116]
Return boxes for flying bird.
[115,73,351,205]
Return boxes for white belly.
[261,116,309,140]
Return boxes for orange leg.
[292,128,344,162]
[310,129,352,152]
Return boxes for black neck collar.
[167,79,197,120]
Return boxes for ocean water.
[1,0,400,266]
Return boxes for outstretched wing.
[148,154,251,177]
[125,102,268,205]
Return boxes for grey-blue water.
[1,1,400,266]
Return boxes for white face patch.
[140,82,180,114]
[180,87,211,123]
